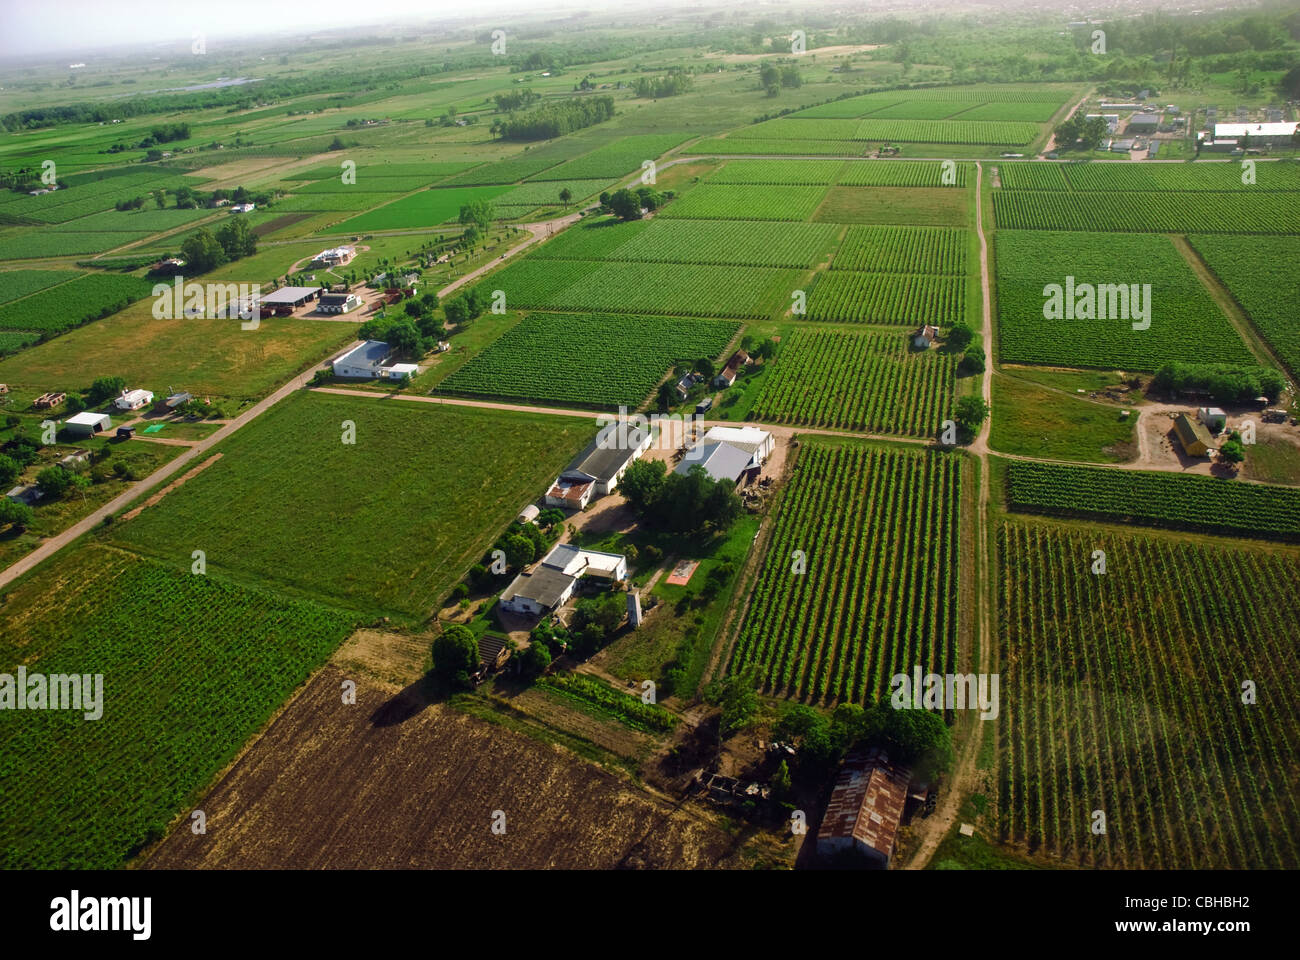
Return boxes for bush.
[431,624,478,689]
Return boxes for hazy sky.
[0,0,570,58]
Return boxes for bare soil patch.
[144,667,754,869]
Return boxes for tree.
[458,201,494,230]
[619,459,667,512]
[960,345,985,374]
[35,465,72,498]
[717,668,758,738]
[947,321,974,350]
[607,188,642,221]
[87,375,126,403]
[502,533,537,568]
[636,186,662,211]
[432,625,478,689]
[151,189,166,209]
[179,228,227,273]
[420,291,440,312]
[558,187,573,207]
[759,62,781,97]
[215,216,256,260]
[772,759,792,801]
[520,640,551,678]
[693,356,716,378]
[444,297,470,325]
[0,498,33,531]
[403,299,424,319]
[1219,431,1245,465]
[656,381,678,412]
[328,137,346,151]
[0,453,19,487]
[383,318,421,355]
[954,395,989,438]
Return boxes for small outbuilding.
[1197,406,1227,433]
[1173,412,1213,457]
[65,411,112,437]
[114,388,154,411]
[912,324,940,349]
[517,504,541,524]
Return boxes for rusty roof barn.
[816,747,911,868]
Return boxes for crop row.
[728,442,964,704]
[0,268,82,305]
[438,312,739,408]
[749,327,957,437]
[1006,461,1300,539]
[999,161,1300,192]
[994,231,1253,371]
[483,258,802,319]
[997,521,1300,868]
[831,224,969,274]
[838,160,970,187]
[684,138,865,156]
[807,270,966,325]
[0,272,154,334]
[658,184,829,221]
[1187,235,1300,379]
[708,159,846,185]
[731,117,1041,145]
[528,134,690,180]
[992,190,1300,233]
[0,545,356,869]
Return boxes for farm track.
[905,159,996,869]
[0,210,583,591]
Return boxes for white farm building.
[499,543,629,617]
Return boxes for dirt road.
[0,343,359,591]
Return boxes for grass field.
[110,393,588,618]
[997,521,1300,868]
[989,374,1136,463]
[437,312,739,408]
[0,544,357,869]
[749,326,958,437]
[0,313,355,402]
[726,439,966,704]
[995,231,1253,370]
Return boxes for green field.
[814,186,972,227]
[529,217,839,268]
[528,134,691,180]
[997,521,1300,868]
[330,185,512,230]
[0,268,82,304]
[989,374,1136,464]
[750,326,957,437]
[1006,461,1300,539]
[110,393,588,617]
[0,313,354,401]
[993,190,1300,233]
[0,544,357,869]
[482,257,801,319]
[0,272,154,336]
[1189,235,1300,378]
[995,232,1253,370]
[438,312,739,408]
[707,159,845,185]
[831,225,969,274]
[658,184,829,221]
[807,271,967,325]
[727,440,966,704]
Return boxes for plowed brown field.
[145,667,749,869]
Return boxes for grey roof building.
[674,440,754,484]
